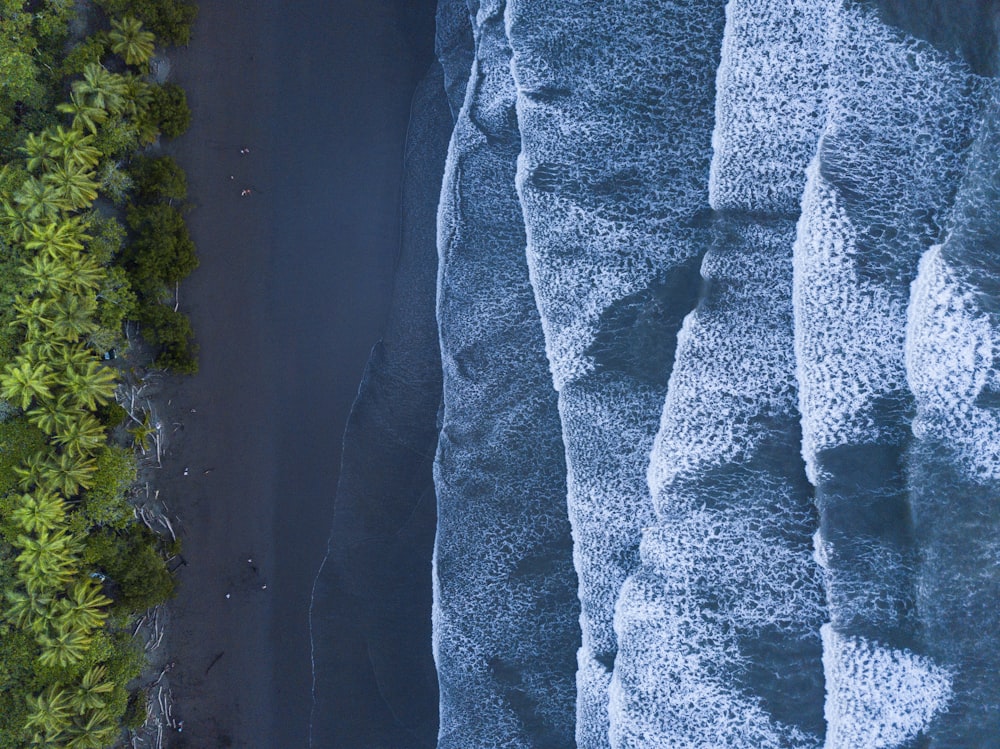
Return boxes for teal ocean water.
[315,1,1000,746]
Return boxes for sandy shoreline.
[148,1,437,746]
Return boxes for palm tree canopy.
[10,490,67,534]
[52,411,106,457]
[56,91,109,136]
[73,64,128,115]
[37,627,92,669]
[1,356,56,409]
[109,17,156,68]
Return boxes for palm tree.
[22,336,69,369]
[14,451,54,493]
[53,412,106,457]
[0,200,35,241]
[53,343,93,372]
[63,360,117,410]
[20,254,77,297]
[44,163,99,209]
[56,580,111,633]
[10,490,67,534]
[109,17,156,68]
[3,587,54,634]
[1,356,55,409]
[27,395,78,436]
[64,709,118,749]
[24,685,74,737]
[38,626,92,669]
[16,529,80,588]
[63,256,105,294]
[24,218,90,259]
[48,293,99,342]
[70,666,116,713]
[72,64,128,115]
[12,295,55,339]
[56,91,108,136]
[12,177,71,222]
[38,451,98,496]
[122,74,154,117]
[21,132,54,172]
[128,411,157,453]
[44,126,101,169]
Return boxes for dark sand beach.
[153,1,438,746]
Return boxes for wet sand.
[157,1,437,746]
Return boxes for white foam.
[710,0,832,214]
[647,221,801,500]
[821,625,952,749]
[433,5,578,746]
[793,164,909,480]
[610,566,821,749]
[792,4,984,480]
[906,246,1000,480]
[576,645,614,749]
[506,3,726,745]
[507,0,723,388]
[560,375,661,660]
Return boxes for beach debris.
[206,651,225,675]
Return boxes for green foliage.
[143,83,190,139]
[80,446,136,530]
[0,628,35,748]
[97,161,134,205]
[92,116,139,160]
[125,203,198,297]
[94,268,136,353]
[95,0,197,46]
[82,526,174,612]
[0,2,199,740]
[137,304,197,374]
[93,402,127,430]
[122,687,146,730]
[0,419,47,497]
[59,37,109,81]
[129,155,186,202]
[85,214,126,266]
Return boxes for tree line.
[0,1,198,746]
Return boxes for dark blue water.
[322,1,1000,747]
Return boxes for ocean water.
[431,1,580,746]
[413,1,1000,747]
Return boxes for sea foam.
[506,1,725,743]
[610,1,830,745]
[792,4,984,744]
[432,1,579,746]
[904,82,1000,746]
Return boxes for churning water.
[423,0,1000,747]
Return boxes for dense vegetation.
[0,0,198,746]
